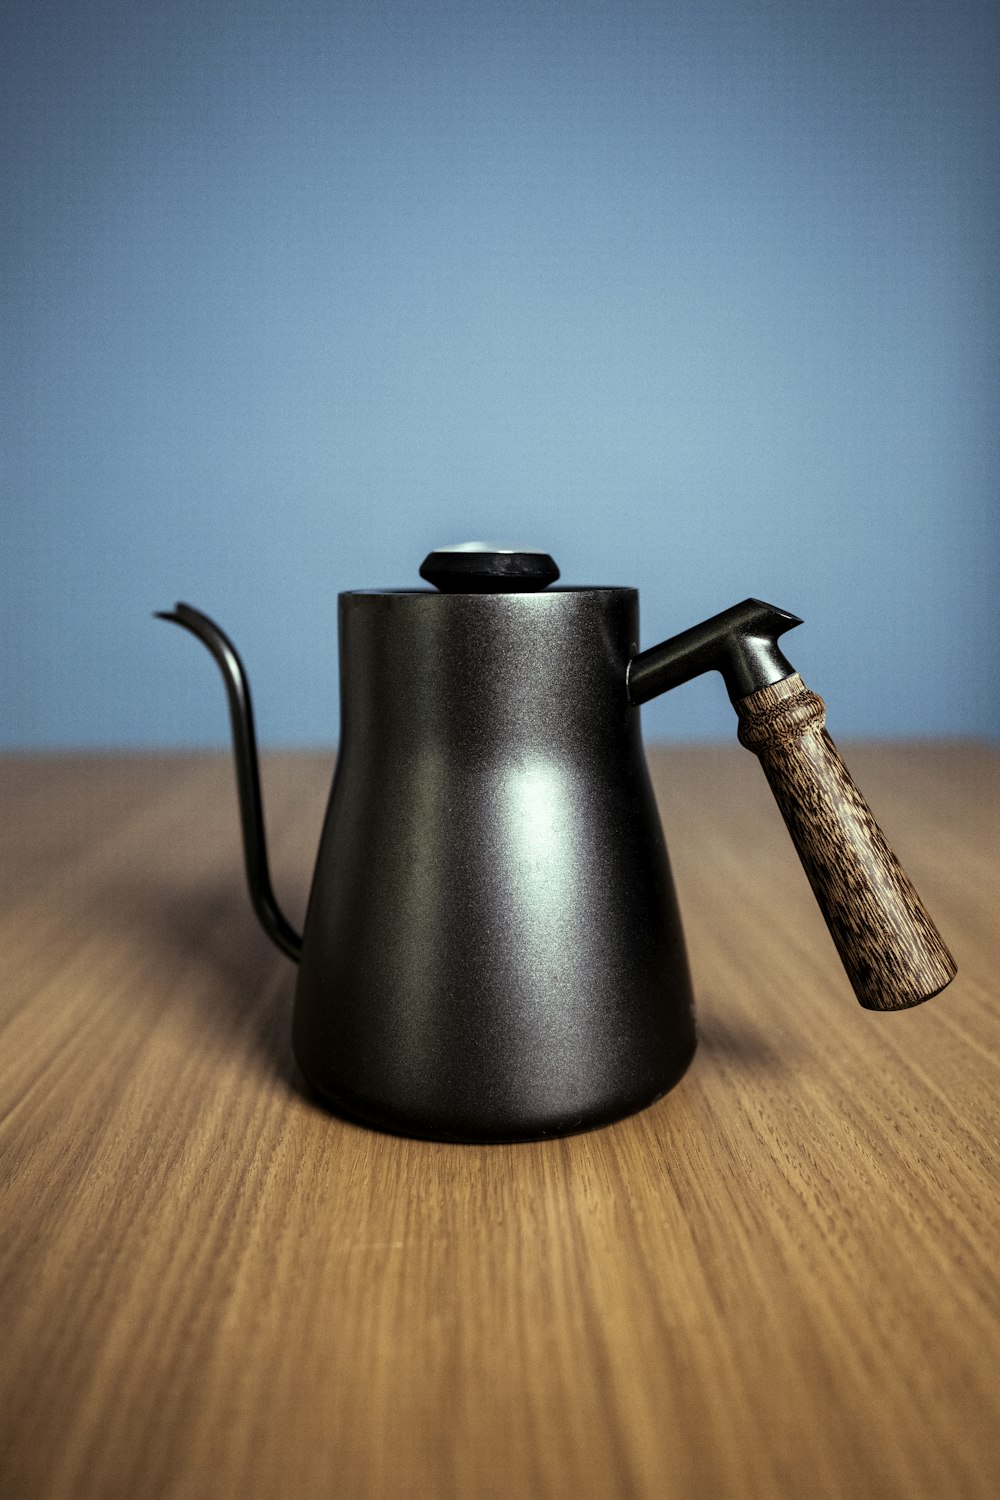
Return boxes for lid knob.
[419,544,560,593]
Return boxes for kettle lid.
[419,543,559,594]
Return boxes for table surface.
[1,743,998,1500]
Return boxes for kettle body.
[296,587,695,1140]
[159,543,955,1143]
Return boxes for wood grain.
[1,746,998,1500]
[736,674,957,1009]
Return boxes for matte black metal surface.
[157,604,303,962]
[628,598,803,706]
[419,547,560,592]
[294,587,696,1141]
[159,557,944,1142]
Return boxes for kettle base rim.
[293,1034,698,1145]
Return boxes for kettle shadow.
[692,1005,792,1074]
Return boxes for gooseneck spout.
[156,604,302,963]
[628,599,956,1012]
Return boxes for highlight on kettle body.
[158,544,955,1142]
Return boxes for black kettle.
[159,544,955,1142]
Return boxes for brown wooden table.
[1,745,998,1499]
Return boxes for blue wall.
[3,0,998,747]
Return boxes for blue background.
[3,0,998,747]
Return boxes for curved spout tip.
[156,605,204,634]
[155,603,204,628]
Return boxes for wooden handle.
[736,674,956,1010]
